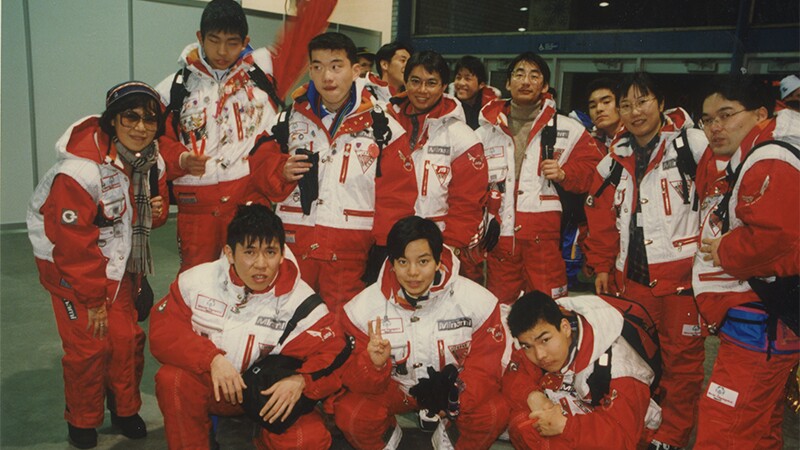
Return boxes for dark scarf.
[115,140,158,275]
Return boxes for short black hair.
[507,291,564,338]
[308,32,358,66]
[375,41,414,77]
[200,0,248,40]
[99,94,165,140]
[226,204,285,253]
[454,56,488,85]
[704,74,775,117]
[387,216,443,264]
[506,52,550,85]
[617,71,664,107]
[585,77,618,104]
[404,50,450,84]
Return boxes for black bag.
[135,277,154,322]
[241,355,318,434]
[240,294,352,433]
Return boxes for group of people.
[26,0,799,449]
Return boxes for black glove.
[135,277,154,322]
[409,364,460,417]
[481,218,500,252]
[296,148,319,215]
[361,245,388,285]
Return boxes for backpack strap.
[166,67,190,138]
[249,102,294,157]
[586,348,612,407]
[672,128,698,208]
[277,293,324,346]
[248,63,285,111]
[370,105,392,178]
[592,158,624,199]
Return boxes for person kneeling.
[335,216,509,449]
[503,291,661,450]
[149,204,346,449]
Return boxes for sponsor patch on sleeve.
[61,209,78,225]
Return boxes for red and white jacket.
[584,108,707,296]
[693,109,800,327]
[389,94,488,249]
[28,117,169,308]
[149,251,344,399]
[340,247,507,410]
[475,95,603,241]
[503,295,660,450]
[155,0,337,207]
[260,78,417,261]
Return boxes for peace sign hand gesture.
[367,317,391,369]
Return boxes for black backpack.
[585,294,663,406]
[712,140,800,346]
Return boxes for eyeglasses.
[511,70,543,82]
[699,109,747,130]
[119,110,158,131]
[407,77,442,90]
[619,97,656,114]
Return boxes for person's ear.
[560,318,571,338]
[755,106,769,122]
[242,36,250,49]
[196,30,203,43]
[223,245,235,265]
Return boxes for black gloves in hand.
[135,277,154,322]
[361,245,388,285]
[481,218,500,252]
[296,148,319,215]
[409,364,460,418]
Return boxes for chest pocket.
[484,144,508,183]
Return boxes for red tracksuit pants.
[176,208,236,273]
[154,364,331,449]
[487,236,568,304]
[334,384,508,450]
[292,255,366,312]
[50,274,144,428]
[621,278,705,448]
[695,337,799,449]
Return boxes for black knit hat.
[105,81,161,109]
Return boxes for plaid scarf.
[114,140,158,275]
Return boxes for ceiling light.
[599,2,610,6]
[520,7,528,11]
[518,27,526,32]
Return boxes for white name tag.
[706,382,739,407]
[682,324,702,337]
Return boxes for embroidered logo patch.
[467,151,485,170]
[61,298,78,320]
[61,209,78,225]
[682,323,702,337]
[662,158,678,170]
[428,145,451,155]
[670,180,694,203]
[195,294,227,317]
[448,341,472,367]
[487,324,504,342]
[433,165,451,186]
[706,382,739,407]
[306,326,335,341]
[354,142,377,173]
[437,317,472,331]
[255,317,286,330]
